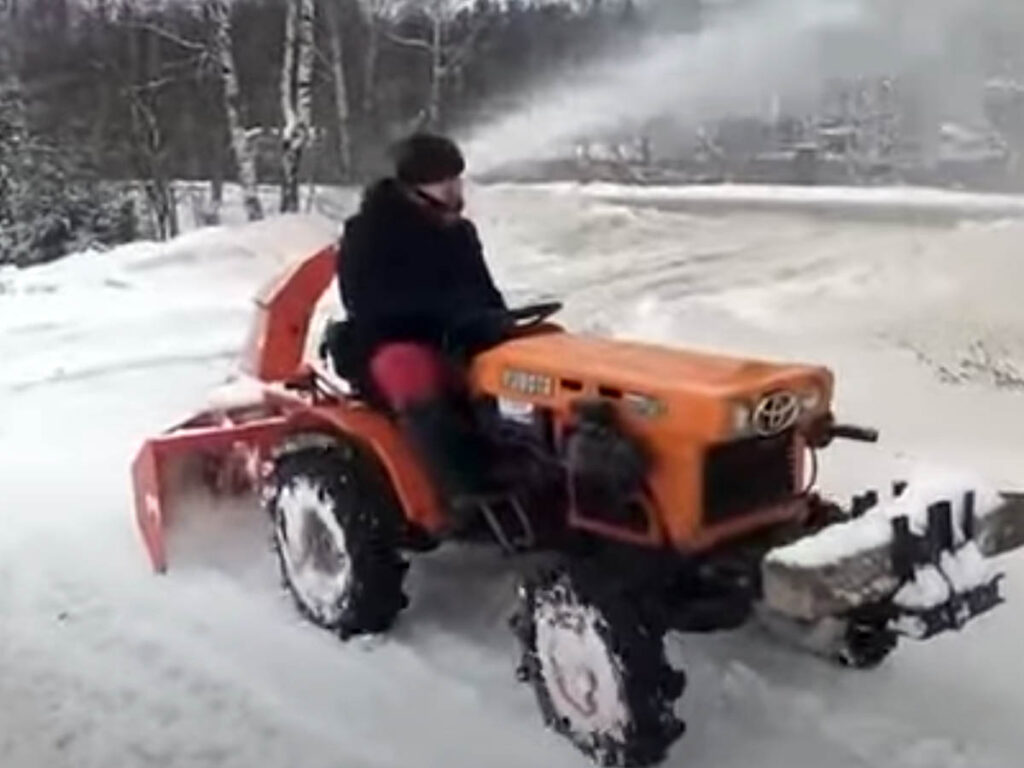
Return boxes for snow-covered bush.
[0,88,138,267]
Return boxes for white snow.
[940,543,995,595]
[575,183,1024,221]
[4,183,1024,768]
[205,375,270,412]
[893,565,952,612]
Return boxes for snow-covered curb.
[506,182,1024,222]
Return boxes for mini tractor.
[132,244,1024,767]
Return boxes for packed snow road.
[2,184,1024,768]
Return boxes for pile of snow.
[893,543,994,611]
[205,374,272,412]
[0,214,338,394]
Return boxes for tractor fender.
[272,403,447,535]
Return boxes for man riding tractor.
[333,133,518,529]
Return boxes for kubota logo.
[753,391,800,436]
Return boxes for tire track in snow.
[6,349,240,394]
[0,528,575,768]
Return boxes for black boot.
[398,398,497,528]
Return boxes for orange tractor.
[132,244,1024,767]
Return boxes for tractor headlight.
[624,392,666,419]
[800,386,823,412]
[731,401,753,435]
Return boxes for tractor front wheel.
[511,564,686,767]
[264,438,409,639]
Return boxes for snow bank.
[0,214,338,393]
[576,183,1024,221]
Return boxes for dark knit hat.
[392,133,465,185]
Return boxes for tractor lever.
[830,424,880,443]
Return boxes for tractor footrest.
[454,493,535,554]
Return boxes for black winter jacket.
[337,178,506,367]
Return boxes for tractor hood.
[470,330,834,441]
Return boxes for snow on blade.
[767,467,1004,569]
[205,374,270,411]
[892,565,951,611]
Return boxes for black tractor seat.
[318,318,377,404]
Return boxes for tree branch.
[311,43,336,80]
[126,21,208,53]
[129,74,186,93]
[446,14,490,71]
[384,30,433,53]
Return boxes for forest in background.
[7,1,673,187]
[3,0,1023,265]
[1,0,692,261]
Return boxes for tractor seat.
[319,319,365,393]
[318,319,397,412]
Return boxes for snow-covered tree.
[279,0,315,213]
[322,0,353,179]
[0,2,136,265]
[207,0,263,220]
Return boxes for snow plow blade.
[131,245,339,574]
[131,408,286,573]
[762,488,1024,639]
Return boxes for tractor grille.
[703,430,796,525]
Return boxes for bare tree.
[358,0,398,131]
[0,0,22,233]
[280,0,315,213]
[123,2,264,222]
[424,2,444,128]
[125,18,180,240]
[126,86,178,239]
[321,0,352,179]
[0,3,14,82]
[207,0,263,220]
[0,0,23,97]
[387,0,483,130]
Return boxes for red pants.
[369,343,451,410]
[369,342,490,502]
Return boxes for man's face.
[416,177,465,219]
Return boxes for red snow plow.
[131,243,1024,767]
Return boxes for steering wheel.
[444,301,563,357]
[503,301,563,333]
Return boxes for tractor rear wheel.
[511,564,686,767]
[264,437,409,639]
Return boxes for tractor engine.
[564,398,650,529]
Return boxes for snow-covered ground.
[3,183,1024,768]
